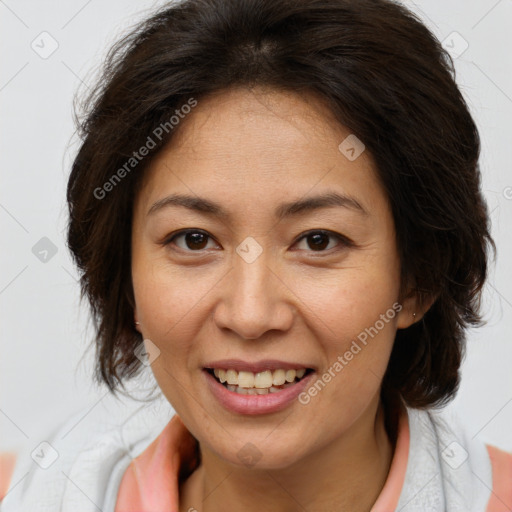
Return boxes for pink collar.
[115,408,410,512]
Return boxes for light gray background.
[1,0,511,454]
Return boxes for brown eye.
[294,230,352,253]
[305,232,330,251]
[164,230,217,251]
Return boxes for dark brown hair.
[66,0,495,408]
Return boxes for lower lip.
[203,369,315,415]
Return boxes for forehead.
[136,86,387,220]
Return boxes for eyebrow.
[147,191,368,220]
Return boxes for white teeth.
[226,369,238,385]
[272,369,286,386]
[285,369,296,382]
[225,383,297,394]
[238,371,255,388]
[210,367,309,390]
[254,370,273,388]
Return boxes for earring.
[135,321,140,326]
[412,312,417,322]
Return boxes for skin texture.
[131,86,426,512]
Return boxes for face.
[131,86,416,470]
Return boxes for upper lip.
[203,359,315,373]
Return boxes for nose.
[213,252,295,340]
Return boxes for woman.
[1,0,511,510]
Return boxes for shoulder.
[399,406,509,511]
[0,396,176,511]
[0,452,17,501]
[485,444,512,512]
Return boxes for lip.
[203,368,316,415]
[203,359,316,373]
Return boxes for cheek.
[131,259,206,404]
[133,256,216,334]
[289,264,399,390]
[290,265,400,338]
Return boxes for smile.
[206,368,312,395]
[203,366,316,415]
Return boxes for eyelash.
[162,229,354,255]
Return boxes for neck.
[180,397,395,512]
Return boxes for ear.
[125,282,142,333]
[133,307,142,334]
[396,287,437,329]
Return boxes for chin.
[208,435,307,471]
